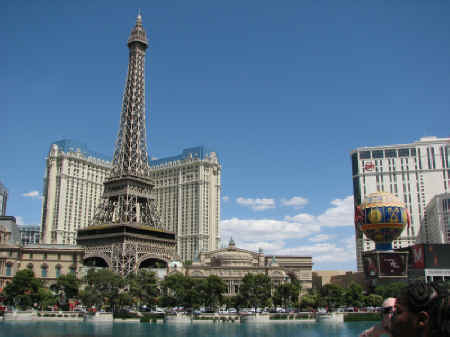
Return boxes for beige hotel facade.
[40,140,221,262]
[351,136,450,271]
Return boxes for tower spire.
[127,12,148,48]
[91,15,160,229]
[79,16,176,277]
[113,15,149,178]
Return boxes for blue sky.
[2,1,449,270]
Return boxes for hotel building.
[41,141,221,261]
[40,140,111,245]
[416,193,450,244]
[149,147,221,261]
[351,136,450,271]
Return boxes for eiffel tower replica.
[77,14,176,276]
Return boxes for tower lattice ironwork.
[78,14,176,276]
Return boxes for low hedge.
[113,311,141,319]
[140,313,164,322]
[192,316,215,320]
[270,314,288,320]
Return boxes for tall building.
[417,193,450,244]
[40,139,111,245]
[149,147,221,261]
[0,181,7,216]
[41,141,221,260]
[351,136,450,271]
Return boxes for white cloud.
[22,190,43,200]
[309,234,334,242]
[281,196,308,209]
[222,196,230,202]
[275,242,356,266]
[236,197,275,211]
[221,217,320,242]
[284,213,315,223]
[220,195,356,269]
[283,196,354,228]
[316,196,354,227]
[237,240,285,253]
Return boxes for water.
[0,321,375,337]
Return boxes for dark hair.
[401,281,450,337]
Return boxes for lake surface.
[0,321,375,337]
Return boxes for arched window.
[55,265,62,278]
[41,264,48,277]
[27,263,33,270]
[5,263,12,276]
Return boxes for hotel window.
[6,263,12,276]
[41,265,48,277]
[372,150,384,159]
[55,265,61,278]
[385,149,397,158]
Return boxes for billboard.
[405,244,450,269]
[411,244,425,269]
[379,253,408,277]
[424,244,450,268]
[363,254,378,278]
[363,251,408,278]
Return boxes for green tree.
[365,294,383,307]
[159,272,202,310]
[344,283,364,307]
[320,284,345,309]
[273,283,299,310]
[38,287,57,311]
[374,282,406,299]
[128,270,159,309]
[55,273,80,299]
[79,287,102,309]
[2,269,42,309]
[239,273,272,310]
[300,294,317,311]
[228,294,245,312]
[160,272,187,308]
[82,269,124,311]
[202,275,227,311]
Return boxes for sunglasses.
[382,306,394,314]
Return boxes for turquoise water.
[0,321,374,337]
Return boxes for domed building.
[185,239,312,295]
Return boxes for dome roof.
[209,249,254,266]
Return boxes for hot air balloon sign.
[355,192,410,251]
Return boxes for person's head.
[391,281,450,337]
[381,297,396,331]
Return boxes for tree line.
[1,268,412,312]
